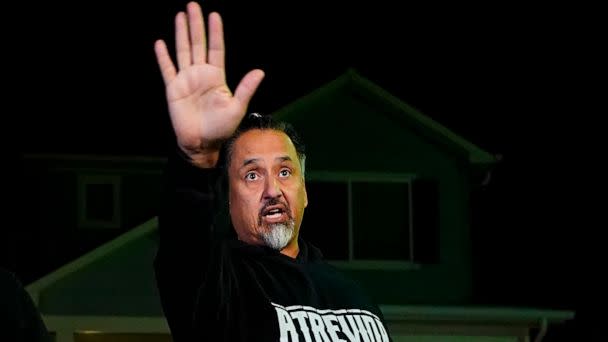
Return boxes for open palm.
[154,2,264,158]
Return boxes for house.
[24,70,574,341]
[271,69,496,306]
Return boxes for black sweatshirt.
[154,151,392,341]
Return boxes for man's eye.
[279,169,291,177]
[246,172,258,180]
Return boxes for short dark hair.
[220,113,306,173]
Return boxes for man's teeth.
[264,209,283,218]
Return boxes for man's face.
[228,129,308,250]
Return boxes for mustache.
[258,198,292,224]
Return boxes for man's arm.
[153,148,227,340]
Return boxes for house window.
[301,181,349,260]
[352,181,411,260]
[299,172,439,267]
[77,174,121,229]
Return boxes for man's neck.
[280,239,299,258]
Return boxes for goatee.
[261,220,295,250]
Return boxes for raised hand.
[154,2,264,166]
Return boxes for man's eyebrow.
[239,156,292,169]
[241,158,260,168]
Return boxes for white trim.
[40,307,574,342]
[408,181,415,261]
[378,305,575,324]
[42,315,169,342]
[347,180,354,261]
[307,171,416,182]
[329,260,421,271]
[380,305,574,341]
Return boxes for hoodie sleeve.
[153,147,230,340]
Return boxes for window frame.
[77,174,122,229]
[305,171,421,270]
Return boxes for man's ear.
[303,181,308,208]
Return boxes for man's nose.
[263,176,282,199]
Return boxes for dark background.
[2,1,603,339]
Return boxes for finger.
[187,2,206,64]
[154,40,177,85]
[207,12,225,68]
[175,11,191,70]
[234,69,265,108]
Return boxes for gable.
[273,70,496,172]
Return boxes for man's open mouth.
[261,205,289,222]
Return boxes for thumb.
[234,69,265,108]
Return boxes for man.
[153,2,392,341]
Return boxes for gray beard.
[261,220,295,250]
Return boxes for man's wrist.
[177,146,220,169]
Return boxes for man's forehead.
[234,129,296,153]
[231,129,299,164]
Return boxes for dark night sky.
[3,0,604,332]
[8,2,600,160]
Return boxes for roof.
[273,69,497,165]
[26,218,163,316]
